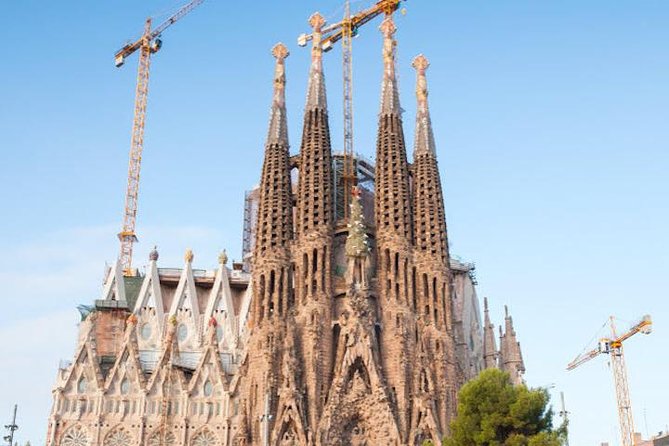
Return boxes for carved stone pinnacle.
[412,54,430,73]
[380,16,396,37]
[309,12,325,32]
[272,42,289,61]
[185,248,194,263]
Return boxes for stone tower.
[235,42,303,445]
[292,13,335,438]
[409,53,459,437]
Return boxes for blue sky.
[0,0,667,444]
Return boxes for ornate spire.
[482,297,498,369]
[254,44,294,258]
[412,54,436,155]
[499,306,526,384]
[411,53,448,263]
[374,14,412,242]
[305,12,327,110]
[295,12,334,237]
[380,15,400,115]
[266,43,289,146]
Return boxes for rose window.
[61,426,89,446]
[148,431,176,446]
[104,428,132,446]
[191,429,218,446]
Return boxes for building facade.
[46,13,524,446]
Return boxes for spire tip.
[271,42,289,61]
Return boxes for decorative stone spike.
[184,248,194,263]
[149,246,159,261]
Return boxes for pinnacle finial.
[412,54,430,73]
[149,246,159,262]
[305,12,328,110]
[484,296,489,311]
[412,54,429,108]
[309,12,325,32]
[272,42,289,61]
[218,249,228,265]
[266,42,289,146]
[504,304,509,318]
[185,248,194,264]
[379,15,400,115]
[380,16,397,76]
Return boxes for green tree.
[444,369,565,446]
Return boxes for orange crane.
[115,0,205,275]
[567,314,652,446]
[297,0,404,220]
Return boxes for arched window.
[191,429,219,446]
[61,425,89,446]
[104,427,132,446]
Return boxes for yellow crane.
[115,0,205,275]
[567,314,652,446]
[297,0,404,220]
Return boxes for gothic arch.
[103,426,133,446]
[60,425,89,446]
[148,428,176,446]
[190,427,220,446]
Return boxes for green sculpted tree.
[444,369,565,446]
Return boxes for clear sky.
[0,1,667,444]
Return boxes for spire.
[374,14,412,242]
[379,15,401,115]
[295,12,334,237]
[305,13,327,111]
[412,54,436,155]
[266,43,289,146]
[411,54,448,264]
[253,43,294,258]
[499,305,526,385]
[482,297,498,369]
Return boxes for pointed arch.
[60,424,90,446]
[103,425,133,446]
[190,427,220,446]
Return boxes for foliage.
[444,369,565,446]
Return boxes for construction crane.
[567,314,652,446]
[115,0,205,276]
[298,0,404,221]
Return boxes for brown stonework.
[45,12,525,445]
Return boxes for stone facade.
[46,12,526,446]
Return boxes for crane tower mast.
[567,315,652,446]
[115,0,205,275]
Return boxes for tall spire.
[482,297,498,369]
[296,12,334,237]
[305,12,327,111]
[374,14,412,242]
[411,53,448,265]
[266,43,289,146]
[251,43,294,325]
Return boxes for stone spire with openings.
[251,43,295,328]
[373,14,416,440]
[293,12,335,434]
[482,297,498,369]
[408,53,459,438]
